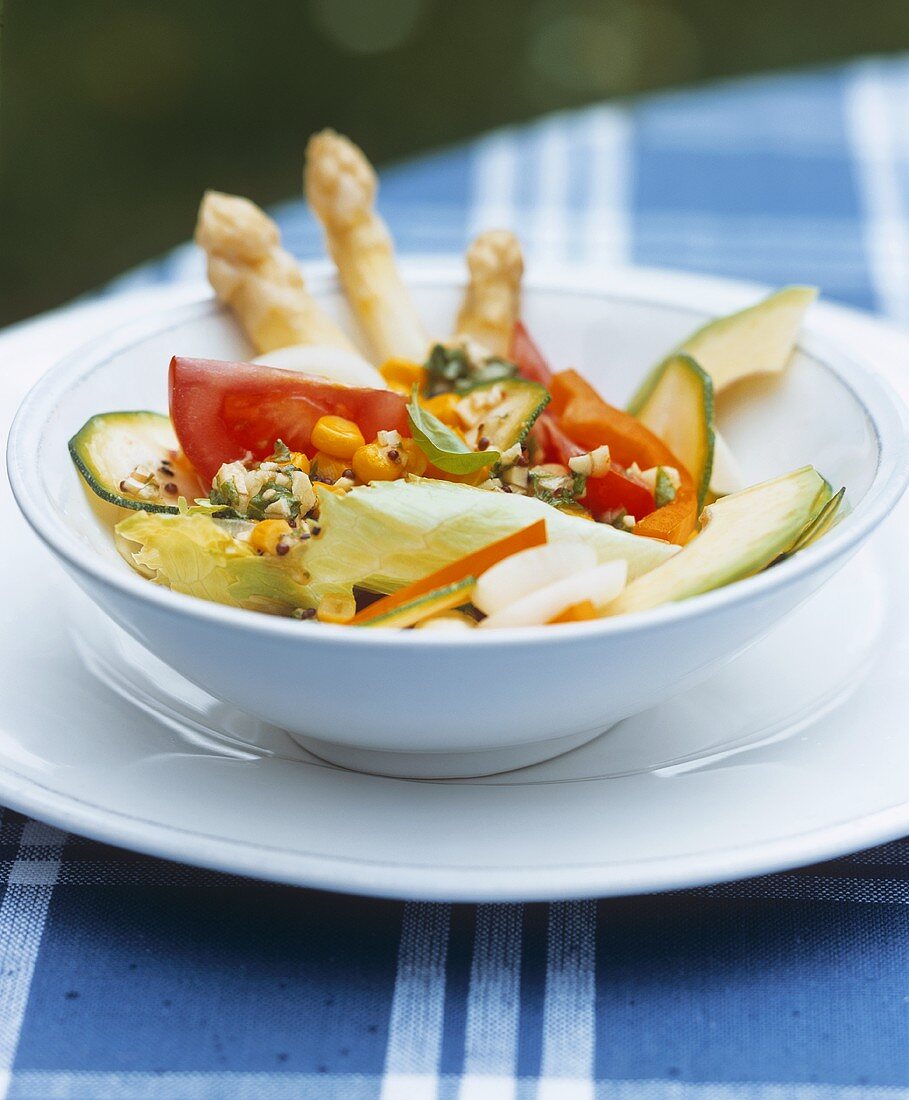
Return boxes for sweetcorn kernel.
[400,438,428,476]
[380,358,426,390]
[249,519,293,555]
[352,442,405,483]
[422,392,461,426]
[311,451,351,482]
[311,416,365,459]
[317,593,357,623]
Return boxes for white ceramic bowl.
[8,262,909,777]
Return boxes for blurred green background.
[3,0,909,326]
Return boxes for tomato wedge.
[584,468,656,521]
[530,413,583,464]
[510,322,554,386]
[169,357,409,482]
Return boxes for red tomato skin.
[509,321,554,386]
[583,468,656,520]
[530,413,584,465]
[169,357,409,482]
[531,412,656,519]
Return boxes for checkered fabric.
[3,58,909,1098]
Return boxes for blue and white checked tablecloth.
[3,57,909,1099]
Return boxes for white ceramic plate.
[2,267,909,901]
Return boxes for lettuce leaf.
[305,479,677,596]
[115,478,679,615]
[115,511,318,615]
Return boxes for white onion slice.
[479,560,628,629]
[252,344,387,389]
[414,613,476,633]
[473,542,596,616]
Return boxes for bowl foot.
[290,726,608,779]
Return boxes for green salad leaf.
[407,387,500,474]
[305,479,678,596]
[114,480,679,615]
[115,510,317,615]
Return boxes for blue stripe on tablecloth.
[3,820,909,1092]
[6,56,909,1096]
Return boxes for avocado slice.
[361,576,476,628]
[69,411,203,514]
[777,486,846,561]
[631,286,817,409]
[606,466,832,616]
[631,354,715,510]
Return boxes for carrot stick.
[350,519,547,624]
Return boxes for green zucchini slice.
[69,411,203,513]
[455,379,550,454]
[631,353,715,510]
[361,576,476,628]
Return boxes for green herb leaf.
[529,468,587,509]
[247,483,302,522]
[406,387,500,474]
[423,343,519,396]
[209,479,239,509]
[654,467,677,508]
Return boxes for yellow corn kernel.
[314,481,348,497]
[352,442,405,483]
[311,415,365,460]
[400,438,428,476]
[311,451,351,482]
[380,358,426,390]
[248,519,293,555]
[317,592,357,624]
[421,392,461,426]
[288,451,310,473]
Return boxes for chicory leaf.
[406,387,500,474]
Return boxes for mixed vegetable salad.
[69,130,844,631]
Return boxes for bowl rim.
[8,259,909,648]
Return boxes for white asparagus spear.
[304,129,429,363]
[195,190,358,355]
[455,230,524,357]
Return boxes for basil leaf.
[654,467,677,508]
[406,388,500,474]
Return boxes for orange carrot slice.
[549,599,599,624]
[350,519,547,625]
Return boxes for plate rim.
[0,753,906,901]
[3,261,909,901]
